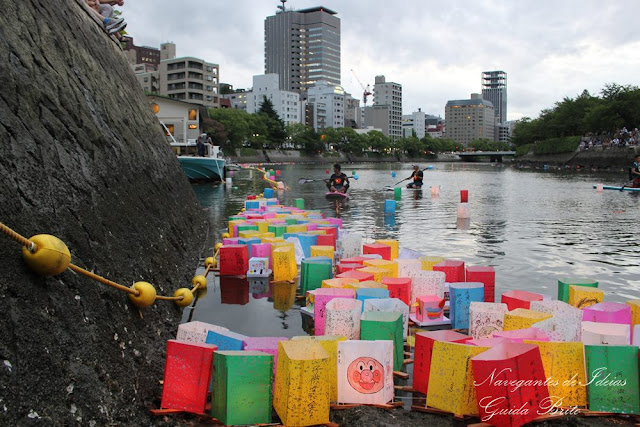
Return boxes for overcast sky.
[123,0,640,121]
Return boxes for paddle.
[385,167,430,190]
[298,178,329,184]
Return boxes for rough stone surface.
[0,1,208,425]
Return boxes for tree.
[257,96,286,149]
[208,108,254,150]
[366,131,390,152]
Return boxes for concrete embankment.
[517,146,640,170]
[230,150,460,164]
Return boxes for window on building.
[188,109,197,120]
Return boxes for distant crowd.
[579,127,640,151]
[85,0,127,40]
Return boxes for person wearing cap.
[406,164,423,189]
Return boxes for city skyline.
[123,0,640,122]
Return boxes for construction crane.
[350,69,372,108]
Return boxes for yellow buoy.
[192,275,208,289]
[241,208,245,212]
[21,234,71,276]
[221,232,230,239]
[128,282,156,307]
[174,288,194,307]
[204,257,217,269]
[214,242,223,251]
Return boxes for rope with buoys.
[245,166,280,190]
[0,221,213,308]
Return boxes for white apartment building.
[221,92,248,111]
[307,80,345,130]
[246,74,301,125]
[401,109,427,139]
[371,75,402,139]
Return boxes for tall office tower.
[372,75,402,139]
[481,70,507,124]
[265,2,340,97]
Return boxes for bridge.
[457,151,515,162]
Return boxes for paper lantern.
[300,257,332,294]
[219,276,249,305]
[522,340,587,406]
[243,337,289,376]
[557,278,598,302]
[324,298,363,340]
[336,262,362,274]
[211,351,273,425]
[360,312,403,371]
[568,285,604,309]
[419,256,444,271]
[291,335,347,402]
[249,277,270,298]
[340,256,367,265]
[268,224,287,237]
[471,343,549,427]
[363,243,392,260]
[530,300,583,341]
[449,282,484,329]
[337,340,394,405]
[363,298,410,339]
[581,321,630,345]
[503,309,552,331]
[321,277,359,289]
[627,299,640,327]
[426,342,489,415]
[374,239,399,260]
[432,260,465,282]
[493,327,550,343]
[176,321,229,343]
[384,199,396,214]
[466,266,496,303]
[247,257,270,277]
[396,259,422,277]
[501,290,544,311]
[205,329,248,351]
[314,288,355,336]
[469,302,508,339]
[416,295,445,323]
[219,245,249,276]
[250,243,272,265]
[582,302,632,325]
[345,280,386,292]
[356,288,390,310]
[382,277,411,306]
[297,234,318,258]
[413,330,471,395]
[273,341,330,426]
[355,266,386,282]
[408,270,446,307]
[468,337,508,347]
[316,233,337,250]
[336,270,375,282]
[161,340,217,414]
[272,246,297,282]
[363,259,397,278]
[338,233,363,259]
[310,245,335,262]
[228,220,245,237]
[584,345,640,414]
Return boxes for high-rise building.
[369,75,402,139]
[445,94,496,146]
[481,70,507,124]
[265,2,340,97]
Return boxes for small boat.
[225,160,242,172]
[593,185,640,192]
[171,140,225,182]
[325,191,349,200]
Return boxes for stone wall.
[0,1,208,424]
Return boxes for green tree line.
[511,83,640,147]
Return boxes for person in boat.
[326,163,349,194]
[631,154,640,188]
[406,164,424,189]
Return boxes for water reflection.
[220,276,249,305]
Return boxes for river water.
[181,162,640,337]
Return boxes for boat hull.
[178,157,225,181]
[593,185,640,192]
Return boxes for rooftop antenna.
[277,0,287,12]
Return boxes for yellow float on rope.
[214,242,223,251]
[192,274,207,289]
[173,288,194,307]
[21,234,71,276]
[221,232,230,239]
[128,281,156,307]
[204,257,217,269]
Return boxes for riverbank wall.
[230,149,460,164]
[0,2,208,425]
[517,146,640,170]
